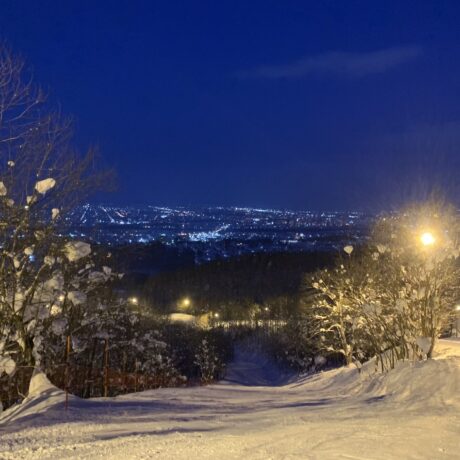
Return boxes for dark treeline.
[140,250,335,316]
[112,242,196,276]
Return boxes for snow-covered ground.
[1,340,459,460]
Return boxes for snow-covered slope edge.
[2,339,459,428]
[290,338,460,410]
[0,370,75,426]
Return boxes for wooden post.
[122,351,127,394]
[104,338,109,397]
[84,338,97,399]
[65,335,71,411]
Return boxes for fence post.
[84,338,97,399]
[104,338,109,397]
[65,335,71,411]
[122,351,127,394]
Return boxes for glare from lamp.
[420,232,435,247]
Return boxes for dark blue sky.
[2,1,460,210]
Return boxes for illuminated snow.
[64,241,91,262]
[1,340,459,459]
[35,178,56,195]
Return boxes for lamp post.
[455,305,460,338]
[416,230,438,356]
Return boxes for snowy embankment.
[1,340,459,460]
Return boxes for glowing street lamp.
[420,232,436,247]
[178,297,191,311]
[129,296,138,305]
[182,297,191,308]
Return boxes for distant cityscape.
[63,205,374,263]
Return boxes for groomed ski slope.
[1,340,459,460]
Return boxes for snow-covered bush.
[162,324,231,384]
[265,316,323,373]
[369,203,460,361]
[309,247,382,367]
[37,296,186,397]
[194,338,222,384]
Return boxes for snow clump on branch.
[64,241,91,262]
[34,178,56,195]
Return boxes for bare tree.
[0,45,114,378]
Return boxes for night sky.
[1,1,460,211]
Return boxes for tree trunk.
[427,336,436,359]
[23,335,36,368]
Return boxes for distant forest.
[112,243,335,317]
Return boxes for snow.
[35,178,56,195]
[343,245,353,255]
[28,370,57,397]
[168,313,197,324]
[44,256,55,266]
[416,336,431,355]
[223,346,294,386]
[0,356,16,376]
[50,318,67,335]
[64,241,91,262]
[44,273,64,291]
[0,340,459,459]
[67,291,87,306]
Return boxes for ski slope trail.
[222,345,294,386]
[0,340,459,459]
